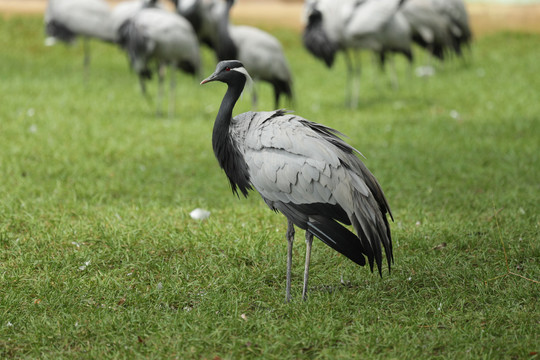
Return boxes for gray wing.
[431,0,472,46]
[344,0,403,47]
[110,0,166,36]
[311,0,356,45]
[399,0,453,57]
[229,26,292,83]
[120,8,200,72]
[135,9,200,62]
[238,111,393,272]
[46,0,115,42]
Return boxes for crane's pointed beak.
[200,73,217,85]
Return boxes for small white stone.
[44,37,57,46]
[190,208,210,220]
[415,66,435,77]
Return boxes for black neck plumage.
[212,77,252,197]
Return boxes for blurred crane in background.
[400,0,472,62]
[201,60,393,301]
[44,0,115,74]
[432,0,472,57]
[174,0,293,108]
[303,0,412,108]
[117,7,201,116]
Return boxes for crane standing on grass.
[44,0,115,73]
[201,60,393,301]
[175,0,293,108]
[303,0,412,107]
[431,0,472,57]
[400,0,472,62]
[117,7,201,116]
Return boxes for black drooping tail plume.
[307,216,369,267]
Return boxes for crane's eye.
[225,67,231,71]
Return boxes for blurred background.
[2,0,540,35]
[0,0,538,358]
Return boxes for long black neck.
[176,0,203,34]
[213,78,242,133]
[212,78,252,197]
[215,2,238,61]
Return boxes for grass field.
[0,16,539,359]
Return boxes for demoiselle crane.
[171,0,230,55]
[400,0,453,61]
[117,7,201,116]
[175,0,293,108]
[303,0,412,107]
[110,0,165,40]
[44,0,115,73]
[431,0,472,57]
[400,0,471,61]
[201,60,393,301]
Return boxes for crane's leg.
[344,50,353,107]
[344,50,361,109]
[169,66,176,118]
[138,70,152,108]
[406,53,414,82]
[302,231,314,301]
[250,81,258,110]
[426,45,435,70]
[463,43,473,66]
[139,75,149,98]
[285,219,295,302]
[352,51,361,109]
[389,55,399,91]
[83,38,90,83]
[273,87,280,110]
[139,77,146,95]
[372,52,384,92]
[157,63,165,117]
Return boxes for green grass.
[0,16,538,359]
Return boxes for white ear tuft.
[232,66,254,94]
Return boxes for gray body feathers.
[203,60,393,299]
[45,0,115,43]
[225,109,393,273]
[117,8,201,77]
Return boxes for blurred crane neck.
[216,1,237,61]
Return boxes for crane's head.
[200,60,253,89]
